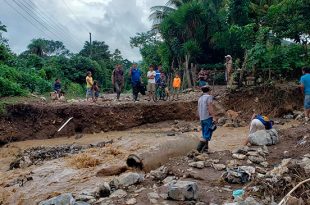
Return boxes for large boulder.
[39,193,75,205]
[249,129,279,146]
[115,172,144,187]
[168,180,198,201]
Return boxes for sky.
[0,0,166,61]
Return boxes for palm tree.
[149,0,193,31]
[27,39,47,57]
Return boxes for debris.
[168,180,198,201]
[222,167,251,184]
[213,164,226,171]
[109,189,127,199]
[150,166,168,180]
[115,172,144,187]
[189,161,205,169]
[249,129,279,146]
[96,182,111,198]
[57,117,74,132]
[232,189,245,201]
[248,156,265,164]
[232,154,247,160]
[126,198,137,205]
[38,193,75,205]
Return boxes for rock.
[260,162,269,168]
[266,158,291,177]
[255,167,267,174]
[249,129,279,146]
[196,202,206,205]
[150,166,168,180]
[248,156,265,164]
[283,114,294,119]
[168,180,198,201]
[74,202,90,205]
[262,146,269,154]
[126,198,137,205]
[96,165,128,177]
[239,166,256,176]
[285,196,305,205]
[134,187,146,193]
[223,123,235,127]
[96,182,111,197]
[116,172,144,187]
[194,154,208,161]
[218,117,227,125]
[159,193,168,199]
[232,154,247,160]
[247,151,259,156]
[189,161,205,169]
[147,192,160,199]
[227,160,241,168]
[39,193,75,205]
[109,189,127,199]
[75,195,96,203]
[298,157,310,174]
[213,164,226,171]
[149,198,158,204]
[163,176,176,184]
[240,196,262,205]
[232,146,249,155]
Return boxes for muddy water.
[0,120,300,205]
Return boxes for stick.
[278,178,310,205]
[57,117,74,132]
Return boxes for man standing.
[147,65,156,101]
[112,64,124,101]
[86,71,93,101]
[129,63,142,102]
[197,86,217,153]
[300,67,310,122]
[225,55,233,87]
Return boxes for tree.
[112,49,123,64]
[79,41,111,62]
[26,39,69,57]
[0,21,8,45]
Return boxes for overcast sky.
[0,0,166,61]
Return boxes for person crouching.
[197,86,217,153]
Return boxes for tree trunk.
[185,55,192,88]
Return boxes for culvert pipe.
[126,135,200,172]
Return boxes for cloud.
[0,0,166,61]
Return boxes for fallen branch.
[278,178,310,205]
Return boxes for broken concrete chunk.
[150,166,168,180]
[213,164,226,171]
[232,154,247,160]
[116,172,144,187]
[168,180,198,201]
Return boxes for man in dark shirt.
[54,79,61,98]
[112,64,124,101]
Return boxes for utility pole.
[89,32,92,58]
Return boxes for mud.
[0,101,197,144]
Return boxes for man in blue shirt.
[129,63,142,102]
[300,67,310,121]
[155,65,162,84]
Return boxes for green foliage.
[0,76,26,97]
[65,82,84,98]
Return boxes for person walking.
[300,67,310,122]
[86,71,94,101]
[129,63,142,102]
[196,86,217,153]
[112,64,124,101]
[147,65,156,101]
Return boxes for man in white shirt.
[147,65,156,101]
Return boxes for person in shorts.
[112,64,124,101]
[91,81,100,102]
[197,86,216,153]
[300,67,310,122]
[147,65,156,101]
[86,71,94,101]
[53,79,62,99]
[172,73,181,100]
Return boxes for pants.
[201,117,214,141]
[115,82,122,100]
[132,82,140,101]
[249,119,265,134]
[304,94,310,109]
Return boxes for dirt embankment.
[222,85,303,118]
[0,84,304,145]
[0,101,197,144]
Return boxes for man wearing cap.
[197,86,217,153]
[225,55,233,87]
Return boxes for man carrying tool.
[197,86,217,153]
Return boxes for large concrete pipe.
[126,135,200,172]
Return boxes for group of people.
[196,66,310,153]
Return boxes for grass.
[0,95,39,116]
[68,153,100,169]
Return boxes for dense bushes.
[0,64,51,97]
